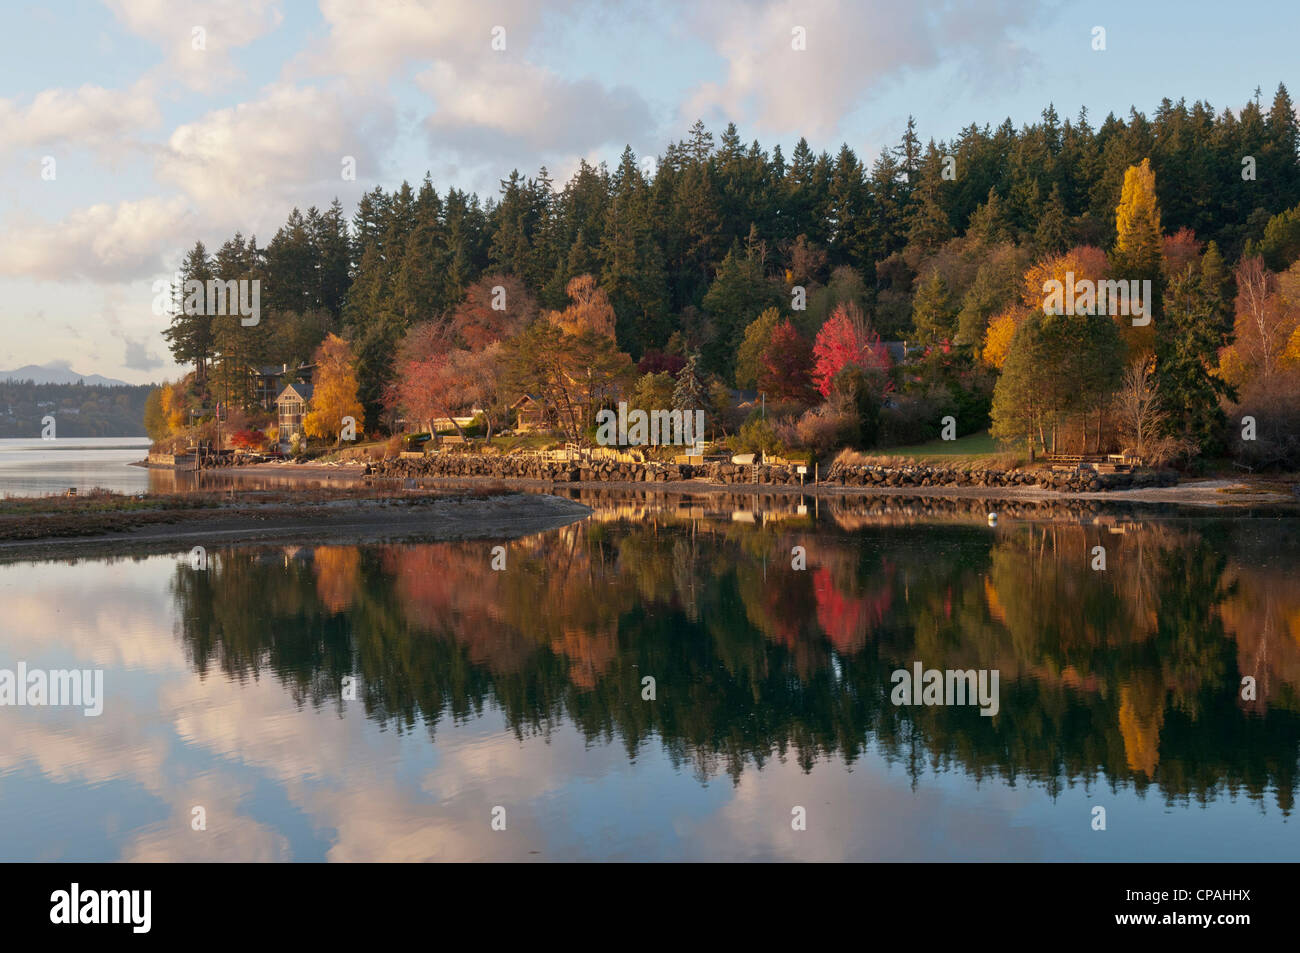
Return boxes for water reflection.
[169,500,1300,806]
[2,497,1298,861]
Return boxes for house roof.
[275,382,313,403]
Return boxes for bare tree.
[1234,256,1283,386]
[1114,358,1188,465]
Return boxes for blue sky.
[0,0,1295,383]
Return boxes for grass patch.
[483,433,560,453]
[838,431,1028,470]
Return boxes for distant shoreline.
[0,490,593,561]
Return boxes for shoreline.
[4,462,1293,559]
[204,461,1298,507]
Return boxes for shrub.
[796,404,859,456]
[1230,383,1300,470]
[229,429,265,450]
[878,393,944,447]
[734,414,785,456]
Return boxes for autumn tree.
[549,273,616,337]
[811,301,890,397]
[447,274,537,349]
[144,386,169,443]
[458,342,510,439]
[759,320,816,403]
[305,333,365,445]
[1223,256,1298,389]
[389,323,460,437]
[504,276,634,442]
[1111,158,1164,328]
[982,246,1108,368]
[735,307,780,389]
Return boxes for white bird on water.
[987,512,998,526]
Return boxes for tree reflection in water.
[170,495,1300,811]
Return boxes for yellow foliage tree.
[981,308,1020,369]
[548,274,617,338]
[1284,325,1300,368]
[304,333,365,445]
[1114,158,1163,275]
[1021,246,1109,310]
[162,381,187,432]
[982,247,1110,369]
[1216,346,1249,389]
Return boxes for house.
[275,382,313,441]
[510,394,553,433]
[729,388,760,411]
[252,363,317,410]
[251,366,286,410]
[882,341,912,364]
[431,408,484,433]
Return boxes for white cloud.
[0,196,194,282]
[155,82,390,218]
[295,0,657,165]
[681,0,1040,138]
[104,0,284,92]
[0,83,159,154]
[417,60,656,158]
[289,0,548,84]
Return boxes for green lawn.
[889,430,997,457]
[842,430,1026,468]
[482,433,560,453]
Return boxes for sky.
[0,0,1295,384]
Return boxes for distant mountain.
[0,364,130,387]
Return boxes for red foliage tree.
[1162,227,1202,281]
[447,274,537,350]
[637,349,686,376]
[811,302,892,398]
[230,429,265,450]
[759,319,816,403]
[387,322,476,438]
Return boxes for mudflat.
[0,489,593,561]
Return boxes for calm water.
[0,493,1297,861]
[0,438,353,497]
[0,437,151,497]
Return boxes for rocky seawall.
[824,462,1180,492]
[374,453,1179,493]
